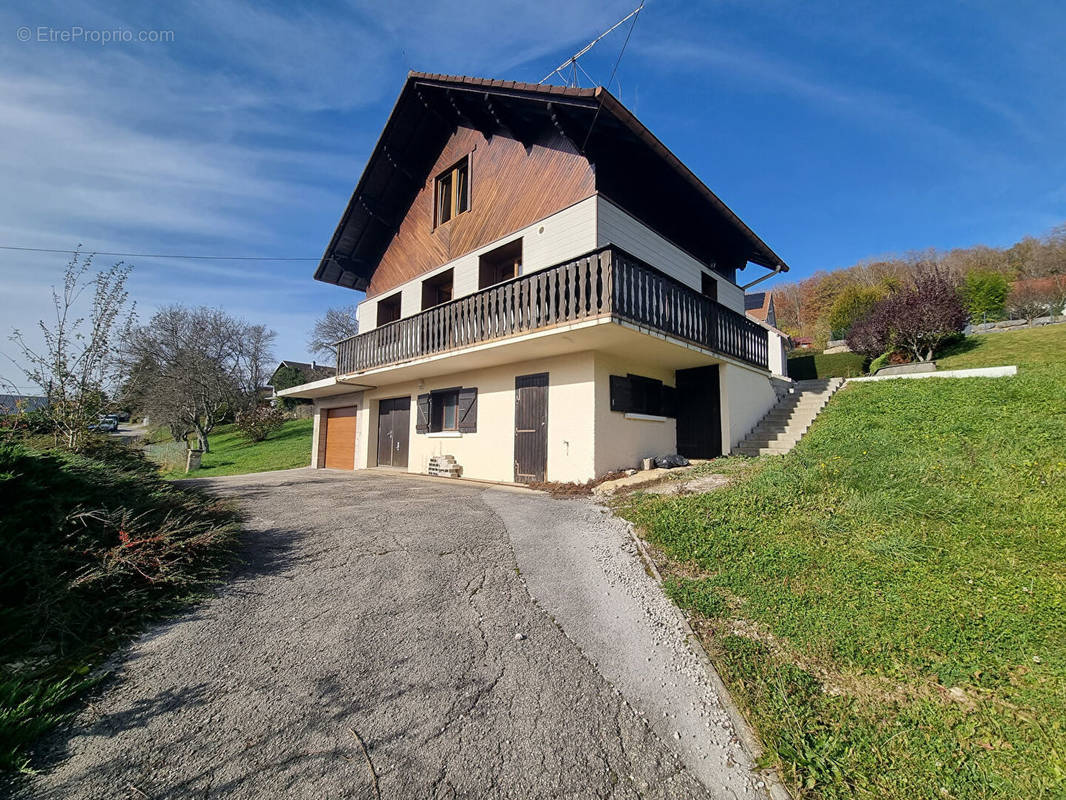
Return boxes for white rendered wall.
[596,196,746,314]
[719,362,778,451]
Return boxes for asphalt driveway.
[21,469,765,799]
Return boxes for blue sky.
[1,0,1063,390]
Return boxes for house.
[744,291,777,328]
[268,360,336,399]
[792,337,814,350]
[279,73,791,483]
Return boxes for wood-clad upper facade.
[315,73,788,301]
[367,125,595,298]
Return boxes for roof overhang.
[315,72,788,292]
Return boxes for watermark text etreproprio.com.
[16,26,175,44]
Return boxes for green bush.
[827,285,885,339]
[0,439,242,771]
[867,351,892,375]
[787,352,868,380]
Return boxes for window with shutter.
[457,387,478,433]
[609,374,676,418]
[416,393,431,433]
[417,386,476,433]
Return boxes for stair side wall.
[719,363,779,451]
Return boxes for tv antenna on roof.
[539,1,645,88]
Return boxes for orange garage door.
[322,407,357,470]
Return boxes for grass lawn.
[618,325,1066,798]
[163,418,313,479]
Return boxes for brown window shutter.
[416,393,431,433]
[457,387,478,433]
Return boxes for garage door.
[323,407,357,470]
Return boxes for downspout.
[741,263,784,291]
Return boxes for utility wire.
[0,245,318,261]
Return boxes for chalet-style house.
[279,73,791,483]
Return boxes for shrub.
[867,351,891,375]
[234,405,287,443]
[0,440,242,770]
[961,270,1009,322]
[826,286,885,339]
[787,352,868,380]
[847,267,967,361]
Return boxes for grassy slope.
[164,418,313,479]
[619,325,1066,798]
[0,439,242,772]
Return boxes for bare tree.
[124,306,275,452]
[1008,280,1057,325]
[307,305,359,362]
[8,250,134,449]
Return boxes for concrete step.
[733,377,846,457]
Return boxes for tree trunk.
[194,421,210,453]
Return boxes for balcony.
[336,245,769,376]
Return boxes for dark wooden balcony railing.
[337,246,769,375]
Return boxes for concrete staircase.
[734,378,844,456]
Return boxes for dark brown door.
[323,407,357,470]
[514,373,548,483]
[675,365,722,458]
[376,397,410,468]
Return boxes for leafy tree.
[270,364,310,410]
[826,285,885,338]
[8,250,135,449]
[307,305,358,361]
[847,267,967,362]
[961,270,1010,322]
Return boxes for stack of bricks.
[427,454,462,478]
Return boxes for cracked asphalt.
[18,469,763,800]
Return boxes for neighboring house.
[792,337,814,350]
[268,361,336,399]
[744,291,777,328]
[280,73,791,483]
[0,394,48,415]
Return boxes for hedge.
[787,352,868,380]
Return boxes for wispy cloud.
[0,0,629,384]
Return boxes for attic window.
[435,156,469,226]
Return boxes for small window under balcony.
[701,272,718,301]
[376,293,401,326]
[478,239,522,289]
[421,268,454,310]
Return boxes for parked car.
[116,410,131,422]
[89,415,119,433]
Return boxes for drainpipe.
[741,263,784,291]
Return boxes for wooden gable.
[365,125,595,298]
